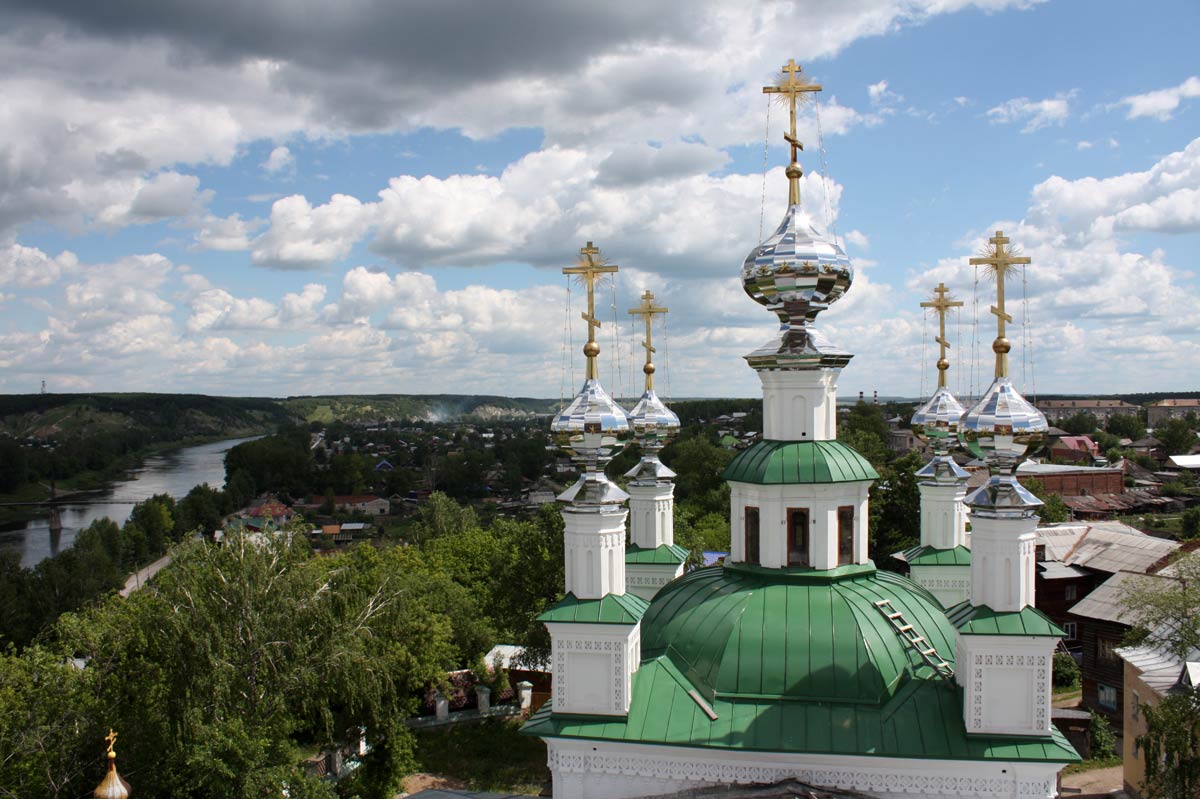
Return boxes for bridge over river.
[0,436,258,568]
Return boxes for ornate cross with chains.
[969,230,1031,379]
[763,59,823,204]
[562,241,618,380]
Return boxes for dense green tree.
[1059,411,1099,435]
[1022,478,1071,524]
[175,483,229,535]
[1106,413,1146,440]
[1156,417,1199,456]
[663,435,733,502]
[38,530,460,799]
[868,451,923,569]
[128,493,176,550]
[409,491,478,544]
[224,427,314,500]
[1181,507,1200,539]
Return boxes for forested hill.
[0,393,294,441]
[280,394,558,423]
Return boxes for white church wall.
[728,481,871,569]
[546,738,1063,799]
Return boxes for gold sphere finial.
[993,337,1011,355]
[785,163,803,180]
[643,363,656,375]
[583,341,600,358]
[937,358,949,372]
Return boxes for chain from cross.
[628,289,668,391]
[968,230,1031,378]
[562,241,619,380]
[920,282,964,389]
[105,729,118,757]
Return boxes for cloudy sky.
[1,0,1197,401]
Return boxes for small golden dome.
[94,731,130,799]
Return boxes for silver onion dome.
[911,386,966,456]
[958,376,1048,474]
[912,385,970,486]
[742,204,854,369]
[959,376,1048,518]
[551,378,631,467]
[551,378,632,507]
[624,388,680,484]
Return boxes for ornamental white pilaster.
[563,507,628,599]
[758,369,839,441]
[546,621,640,716]
[919,481,969,550]
[956,633,1055,737]
[627,482,674,549]
[968,512,1036,612]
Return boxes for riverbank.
[0,430,271,525]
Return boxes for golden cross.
[628,290,668,391]
[763,58,822,205]
[105,729,118,757]
[920,282,964,389]
[562,241,618,380]
[969,230,1031,379]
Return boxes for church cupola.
[724,62,875,572]
[899,282,972,607]
[951,231,1063,738]
[623,291,687,600]
[542,241,645,717]
[93,730,131,799]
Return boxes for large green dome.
[641,562,955,706]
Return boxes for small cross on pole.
[920,283,964,389]
[628,290,668,391]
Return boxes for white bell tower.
[953,231,1062,738]
[624,290,686,601]
[903,283,972,607]
[542,241,643,717]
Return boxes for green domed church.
[524,60,1079,799]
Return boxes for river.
[0,436,260,568]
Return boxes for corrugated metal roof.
[1063,527,1179,574]
[723,441,879,485]
[1036,524,1090,562]
[639,564,955,706]
[1118,643,1185,694]
[945,603,1065,637]
[626,544,689,565]
[1037,561,1090,580]
[1067,571,1162,624]
[538,591,650,624]
[523,656,1078,763]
